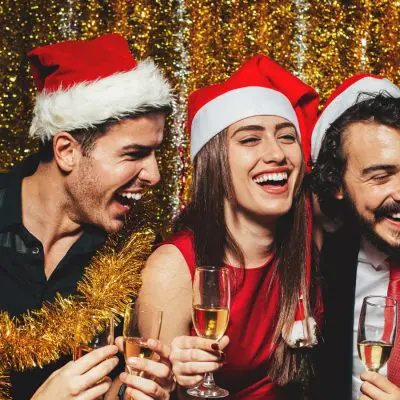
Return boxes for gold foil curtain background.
[0,0,399,234]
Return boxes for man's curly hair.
[311,92,400,221]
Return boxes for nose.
[138,153,161,186]
[261,138,286,164]
[392,190,400,202]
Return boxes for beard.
[342,189,400,258]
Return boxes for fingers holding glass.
[73,314,115,361]
[123,302,163,375]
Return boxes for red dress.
[164,231,285,399]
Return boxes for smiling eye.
[372,174,390,182]
[278,133,297,143]
[239,137,260,145]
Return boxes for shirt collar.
[359,236,389,271]
[0,154,40,232]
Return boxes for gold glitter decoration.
[2,0,400,222]
[2,3,400,394]
[0,224,155,398]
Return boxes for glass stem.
[202,372,216,388]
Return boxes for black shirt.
[0,155,107,399]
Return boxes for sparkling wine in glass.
[187,266,231,399]
[123,302,163,374]
[357,295,397,372]
[73,314,114,361]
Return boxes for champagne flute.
[123,302,163,374]
[358,295,397,372]
[187,266,231,399]
[73,314,114,361]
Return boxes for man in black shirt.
[1,33,173,399]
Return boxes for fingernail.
[219,352,225,362]
[128,357,139,365]
[211,343,219,350]
[148,338,157,347]
[120,372,128,381]
[217,361,227,368]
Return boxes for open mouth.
[115,192,142,207]
[387,213,400,223]
[253,172,288,187]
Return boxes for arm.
[360,371,400,400]
[107,244,193,399]
[138,244,193,344]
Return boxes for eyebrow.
[362,164,399,175]
[120,143,162,152]
[231,122,296,138]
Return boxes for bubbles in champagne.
[358,340,393,372]
[192,305,229,340]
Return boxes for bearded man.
[311,74,400,400]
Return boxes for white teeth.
[119,192,142,200]
[392,213,400,219]
[253,172,288,183]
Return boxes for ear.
[53,132,81,173]
[334,186,344,200]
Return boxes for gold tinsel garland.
[0,225,155,399]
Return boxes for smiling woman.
[138,54,322,399]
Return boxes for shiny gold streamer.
[0,224,155,399]
[1,3,400,396]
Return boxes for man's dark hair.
[38,105,172,162]
[311,92,400,220]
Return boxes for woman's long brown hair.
[177,129,312,385]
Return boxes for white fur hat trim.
[29,59,172,141]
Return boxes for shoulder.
[144,240,192,285]
[146,243,188,271]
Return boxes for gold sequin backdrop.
[0,0,399,234]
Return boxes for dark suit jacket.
[314,224,361,399]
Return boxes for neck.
[224,199,276,269]
[21,161,84,250]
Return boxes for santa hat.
[311,73,400,162]
[28,33,172,141]
[188,54,319,164]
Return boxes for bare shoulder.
[139,244,193,342]
[146,244,188,269]
[143,244,191,284]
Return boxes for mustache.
[375,202,400,219]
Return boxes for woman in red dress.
[138,55,321,399]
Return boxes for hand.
[31,345,119,400]
[169,335,229,388]
[360,371,400,399]
[115,336,174,399]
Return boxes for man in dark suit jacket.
[311,75,400,400]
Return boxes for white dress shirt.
[352,237,389,399]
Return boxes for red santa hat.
[28,33,172,140]
[188,54,319,163]
[311,73,400,162]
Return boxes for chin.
[362,225,400,257]
[103,219,125,233]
